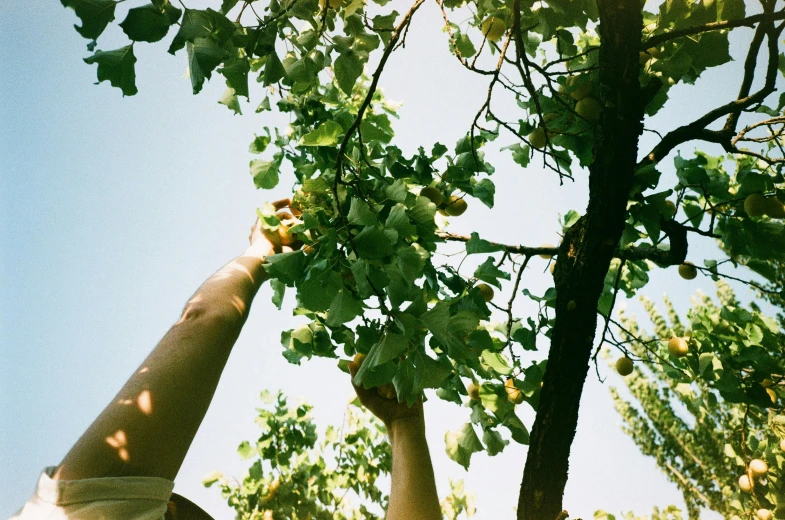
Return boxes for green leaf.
[422,302,480,360]
[237,440,256,459]
[264,251,306,285]
[250,155,281,189]
[83,46,138,96]
[466,232,504,254]
[473,257,511,289]
[219,0,240,14]
[354,226,396,260]
[270,279,285,310]
[334,50,364,95]
[119,3,175,43]
[219,57,251,98]
[218,88,241,115]
[482,428,509,456]
[348,198,377,226]
[168,8,236,54]
[263,52,286,85]
[326,289,363,327]
[472,178,495,208]
[445,422,483,469]
[481,351,513,376]
[298,121,344,147]
[396,244,429,285]
[385,204,417,237]
[61,0,118,41]
[202,470,222,487]
[187,37,229,94]
[352,332,409,386]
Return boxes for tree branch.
[644,9,785,49]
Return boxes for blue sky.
[1,2,760,518]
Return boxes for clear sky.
[1,2,758,518]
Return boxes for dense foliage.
[204,391,476,519]
[61,0,785,517]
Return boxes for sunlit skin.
[50,199,438,520]
[348,359,442,520]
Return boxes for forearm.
[387,416,442,520]
[55,246,268,481]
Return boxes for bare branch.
[644,10,785,49]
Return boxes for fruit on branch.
[750,459,768,477]
[539,244,555,259]
[264,478,281,501]
[647,47,661,59]
[420,186,443,206]
[476,283,494,302]
[738,474,753,492]
[467,382,481,401]
[764,196,785,218]
[678,262,698,280]
[353,353,367,368]
[529,127,547,149]
[665,200,677,218]
[767,387,777,404]
[505,378,524,404]
[667,337,689,358]
[549,260,556,274]
[377,383,397,400]
[757,510,773,520]
[442,195,468,216]
[575,97,602,122]
[615,356,634,376]
[780,438,785,451]
[745,193,766,217]
[481,17,506,41]
[570,80,593,101]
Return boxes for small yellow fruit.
[739,474,753,492]
[767,387,777,404]
[765,197,785,218]
[575,97,602,122]
[505,379,524,404]
[667,337,689,358]
[745,193,767,217]
[529,127,547,149]
[647,47,660,59]
[352,353,366,368]
[665,200,677,217]
[757,510,773,520]
[476,283,494,302]
[570,81,593,101]
[264,478,281,501]
[779,438,785,451]
[549,261,556,274]
[678,262,698,280]
[377,383,397,400]
[467,382,481,401]
[539,244,555,259]
[277,224,296,246]
[616,356,634,376]
[420,186,443,206]
[481,17,506,41]
[750,459,768,476]
[443,195,468,216]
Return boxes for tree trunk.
[517,2,645,519]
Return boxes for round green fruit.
[420,186,443,206]
[476,283,494,302]
[575,97,602,122]
[443,195,468,216]
[570,81,593,101]
[678,262,698,280]
[765,196,785,219]
[616,356,634,376]
[745,193,766,217]
[481,17,506,41]
[529,127,547,149]
[667,337,689,358]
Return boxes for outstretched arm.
[348,362,442,520]
[54,208,290,481]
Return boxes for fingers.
[271,198,292,211]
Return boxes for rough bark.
[516,2,645,519]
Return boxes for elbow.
[177,297,248,328]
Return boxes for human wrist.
[387,414,426,441]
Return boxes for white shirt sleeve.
[10,467,175,520]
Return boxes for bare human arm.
[348,361,442,520]
[54,202,295,481]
